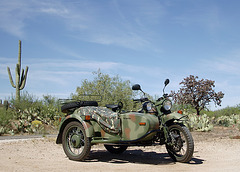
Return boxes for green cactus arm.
[19,68,25,87]
[7,67,16,88]
[19,66,28,90]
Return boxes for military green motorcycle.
[56,79,194,163]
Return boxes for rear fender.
[56,114,93,144]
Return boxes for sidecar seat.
[61,101,98,113]
[77,106,120,134]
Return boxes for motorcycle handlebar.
[133,97,149,102]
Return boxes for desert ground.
[0,127,240,172]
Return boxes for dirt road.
[0,127,240,172]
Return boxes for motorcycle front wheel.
[62,121,91,161]
[166,123,194,163]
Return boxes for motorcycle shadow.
[86,150,204,165]
[87,149,176,165]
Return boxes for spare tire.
[61,101,98,113]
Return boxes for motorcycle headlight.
[143,102,152,111]
[163,100,172,111]
[146,102,153,111]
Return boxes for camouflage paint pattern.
[58,113,94,138]
[120,112,159,141]
[75,106,160,141]
[89,120,121,144]
[89,112,160,143]
[58,107,175,144]
[162,112,186,124]
[76,106,120,134]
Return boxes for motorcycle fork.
[162,125,172,145]
[158,116,173,146]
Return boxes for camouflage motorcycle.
[56,79,194,163]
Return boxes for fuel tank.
[120,112,159,141]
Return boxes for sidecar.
[56,100,163,160]
[56,79,194,163]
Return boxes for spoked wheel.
[166,124,194,163]
[104,145,128,154]
[62,121,91,161]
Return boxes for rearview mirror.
[132,84,141,91]
[164,79,170,86]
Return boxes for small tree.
[172,75,224,115]
[71,69,136,111]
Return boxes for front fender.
[162,112,187,124]
[56,113,94,144]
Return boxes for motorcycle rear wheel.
[166,123,194,163]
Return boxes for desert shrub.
[0,108,15,135]
[0,92,63,135]
[205,105,240,118]
[31,120,44,134]
[185,113,213,132]
[216,114,240,127]
[10,92,41,110]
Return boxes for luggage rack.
[58,94,102,105]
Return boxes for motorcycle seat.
[106,104,119,112]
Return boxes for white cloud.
[0,1,27,37]
[0,57,123,99]
[1,56,170,90]
[200,57,240,76]
[0,0,162,50]
[0,0,72,37]
[172,2,221,33]
[86,32,151,50]
[39,7,69,16]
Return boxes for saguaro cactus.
[7,40,29,101]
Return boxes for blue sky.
[0,0,240,110]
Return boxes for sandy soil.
[0,127,240,172]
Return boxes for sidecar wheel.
[62,121,91,161]
[166,124,194,163]
[104,145,128,154]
